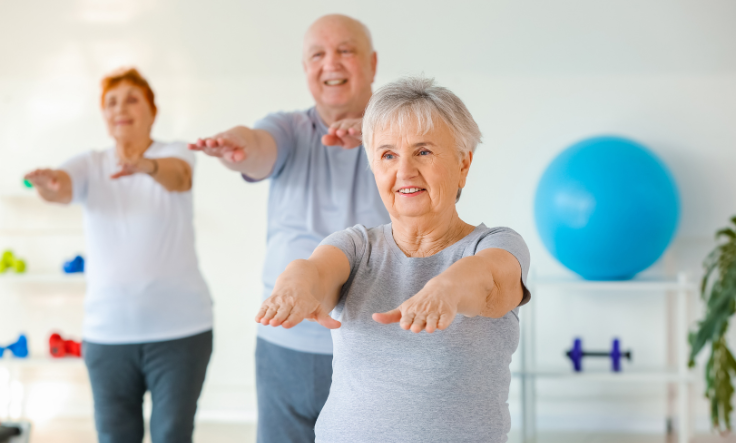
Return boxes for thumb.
[314,305,341,329]
[372,308,402,325]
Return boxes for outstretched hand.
[322,117,363,149]
[24,169,62,192]
[110,158,155,179]
[372,281,459,333]
[255,286,341,330]
[188,129,248,163]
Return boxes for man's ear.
[370,52,378,82]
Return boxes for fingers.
[25,169,60,191]
[321,134,341,146]
[255,302,294,327]
[425,313,440,333]
[372,309,402,325]
[313,306,341,329]
[189,137,247,163]
[323,118,363,149]
[110,169,132,179]
[374,302,455,333]
[399,311,416,331]
[437,312,455,331]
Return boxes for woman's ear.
[458,150,473,189]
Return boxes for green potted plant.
[689,216,736,432]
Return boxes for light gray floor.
[26,418,736,443]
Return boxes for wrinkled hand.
[372,281,458,333]
[110,158,155,179]
[255,285,341,330]
[321,118,363,149]
[188,129,247,163]
[24,169,62,192]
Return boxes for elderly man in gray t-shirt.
[190,14,390,443]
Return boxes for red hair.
[100,67,157,116]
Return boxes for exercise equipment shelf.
[513,368,694,382]
[0,356,84,367]
[0,273,85,284]
[518,272,695,443]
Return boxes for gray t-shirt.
[316,223,531,443]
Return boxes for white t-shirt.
[61,141,213,344]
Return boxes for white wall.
[1,0,735,433]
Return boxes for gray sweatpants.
[83,330,212,443]
[255,337,332,443]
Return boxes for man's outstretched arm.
[189,126,278,181]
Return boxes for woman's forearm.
[428,249,523,319]
[143,157,192,192]
[279,258,341,311]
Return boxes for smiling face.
[302,15,377,120]
[372,116,473,222]
[102,81,155,146]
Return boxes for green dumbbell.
[13,260,26,273]
[1,250,14,266]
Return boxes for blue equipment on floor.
[0,334,29,358]
[63,255,84,273]
[566,338,631,372]
[534,136,680,280]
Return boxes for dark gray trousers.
[83,330,213,443]
[255,337,333,443]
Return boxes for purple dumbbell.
[566,338,632,372]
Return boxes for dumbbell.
[49,333,82,358]
[566,338,632,372]
[62,255,84,274]
[0,334,29,358]
[0,250,26,274]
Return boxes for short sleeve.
[59,152,91,204]
[476,227,532,306]
[148,142,196,169]
[319,225,369,274]
[248,111,296,182]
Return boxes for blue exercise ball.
[534,136,680,280]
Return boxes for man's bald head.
[302,14,378,125]
[304,14,374,55]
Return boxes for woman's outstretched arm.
[24,169,73,204]
[110,157,192,192]
[374,248,524,333]
[256,245,351,330]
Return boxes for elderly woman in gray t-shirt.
[255,77,531,443]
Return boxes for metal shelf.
[513,368,694,383]
[519,272,695,443]
[0,273,85,284]
[0,356,84,367]
[533,276,697,292]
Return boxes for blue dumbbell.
[0,334,29,358]
[63,255,85,273]
[566,337,631,372]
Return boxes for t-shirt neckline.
[383,222,488,261]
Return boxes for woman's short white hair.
[362,76,482,166]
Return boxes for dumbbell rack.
[516,272,696,443]
[0,192,87,422]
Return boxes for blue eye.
[419,150,431,156]
[382,153,395,160]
